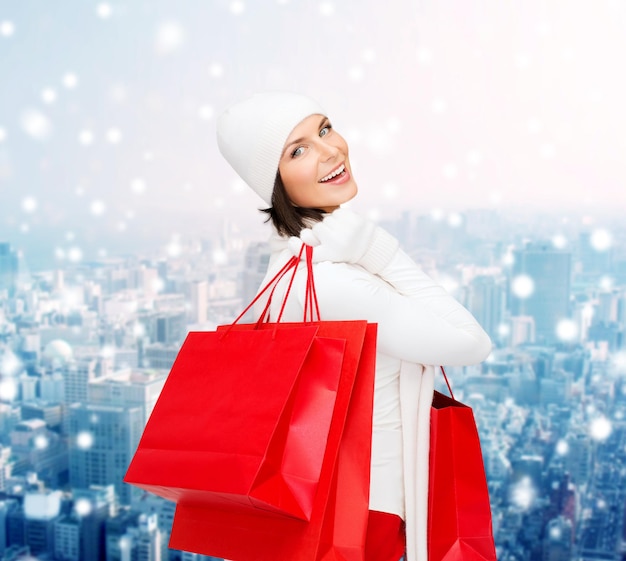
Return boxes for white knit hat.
[216,92,326,206]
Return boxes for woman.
[217,92,492,561]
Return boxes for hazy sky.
[1,0,626,266]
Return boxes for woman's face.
[278,114,357,213]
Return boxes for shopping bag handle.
[439,366,455,400]
[223,244,319,336]
[274,244,320,323]
[221,246,302,336]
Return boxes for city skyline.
[2,206,626,560]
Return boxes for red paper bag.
[169,321,377,561]
[428,379,497,561]
[124,323,347,521]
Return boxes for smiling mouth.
[319,163,346,183]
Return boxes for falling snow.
[556,319,578,342]
[74,498,93,516]
[591,229,612,251]
[130,178,146,194]
[511,477,536,510]
[319,2,335,16]
[22,196,38,213]
[21,109,52,140]
[589,416,612,441]
[106,128,122,143]
[155,21,185,54]
[96,3,112,19]
[41,88,57,104]
[230,1,246,15]
[78,130,94,146]
[62,73,78,89]
[0,379,18,401]
[0,20,15,37]
[511,274,535,299]
[91,200,106,216]
[76,431,94,450]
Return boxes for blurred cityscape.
[1,207,625,561]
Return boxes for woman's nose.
[320,141,339,160]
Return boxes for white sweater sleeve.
[306,250,492,367]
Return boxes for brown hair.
[261,172,325,237]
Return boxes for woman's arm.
[291,208,492,366]
[309,259,491,366]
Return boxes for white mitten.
[293,208,399,275]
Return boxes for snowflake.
[22,196,38,213]
[591,229,612,251]
[0,21,15,37]
[21,109,52,140]
[63,73,79,89]
[511,274,534,299]
[76,431,94,450]
[556,319,578,342]
[589,416,612,442]
[74,498,93,516]
[96,3,112,19]
[155,21,185,54]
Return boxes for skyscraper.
[510,242,572,345]
[542,516,573,561]
[0,243,19,296]
[68,403,143,505]
[241,242,270,320]
[188,280,208,325]
[467,275,507,340]
[23,490,63,556]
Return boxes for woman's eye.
[319,125,331,137]
[291,146,305,158]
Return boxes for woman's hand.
[288,208,399,274]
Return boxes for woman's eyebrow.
[282,117,329,156]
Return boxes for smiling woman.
[215,91,492,561]
[278,114,357,212]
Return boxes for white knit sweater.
[257,229,492,561]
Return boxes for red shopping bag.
[126,245,375,560]
[428,368,497,561]
[170,321,376,561]
[125,324,344,520]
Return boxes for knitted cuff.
[358,226,400,275]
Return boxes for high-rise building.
[467,275,507,340]
[0,243,19,296]
[88,369,167,425]
[54,515,80,561]
[0,446,13,490]
[0,404,21,446]
[510,242,571,345]
[578,230,612,275]
[9,419,68,487]
[143,343,178,370]
[121,513,162,561]
[63,358,102,407]
[39,370,65,402]
[139,311,187,345]
[189,280,208,324]
[23,490,63,555]
[542,516,573,561]
[105,509,139,561]
[241,242,270,320]
[62,485,117,561]
[21,401,63,430]
[0,499,19,555]
[68,403,143,505]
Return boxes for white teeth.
[320,164,345,182]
